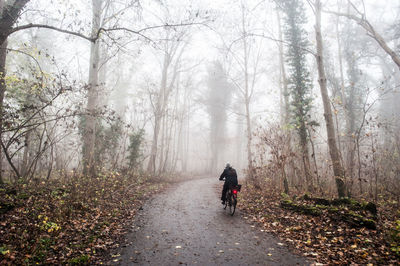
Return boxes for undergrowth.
[0,171,166,265]
[239,184,400,265]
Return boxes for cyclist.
[219,162,238,204]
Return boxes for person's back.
[219,163,238,204]
[221,166,238,186]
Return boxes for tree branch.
[9,23,95,42]
[8,22,206,45]
[325,9,400,70]
[248,33,317,56]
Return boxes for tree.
[0,0,31,182]
[205,61,232,173]
[0,0,6,183]
[239,3,256,181]
[127,129,144,170]
[146,30,188,174]
[276,9,289,126]
[313,0,346,198]
[279,0,314,191]
[341,17,366,194]
[82,0,102,176]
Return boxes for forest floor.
[0,172,167,265]
[239,184,400,265]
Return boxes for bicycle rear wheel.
[229,195,236,216]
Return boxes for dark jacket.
[219,167,238,186]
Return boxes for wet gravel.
[113,177,310,265]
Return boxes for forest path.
[112,177,310,265]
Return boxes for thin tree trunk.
[371,136,378,202]
[83,0,101,176]
[334,2,345,160]
[21,129,31,178]
[182,82,189,172]
[147,51,170,174]
[28,126,46,181]
[308,128,320,191]
[162,110,174,173]
[336,0,346,108]
[183,100,190,172]
[241,6,254,181]
[244,98,253,178]
[235,103,244,170]
[46,143,54,180]
[1,140,20,178]
[343,7,358,195]
[315,0,346,198]
[277,9,289,125]
[299,124,313,192]
[0,0,7,183]
[171,74,181,172]
[158,111,166,174]
[277,8,290,192]
[0,38,6,184]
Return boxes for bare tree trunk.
[0,0,31,182]
[46,143,54,180]
[147,51,170,174]
[277,8,290,192]
[21,130,31,178]
[241,6,254,181]
[244,97,253,178]
[0,0,30,45]
[174,122,183,172]
[147,112,161,174]
[277,9,289,126]
[299,125,313,191]
[162,108,174,173]
[315,0,346,198]
[0,0,7,183]
[182,97,190,172]
[158,111,166,174]
[334,0,346,159]
[147,39,184,174]
[163,112,174,173]
[308,128,320,191]
[209,121,219,173]
[182,82,190,173]
[235,103,244,170]
[0,39,6,184]
[171,74,181,172]
[83,0,102,176]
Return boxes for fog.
[1,0,400,196]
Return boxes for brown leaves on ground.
[239,185,399,265]
[0,172,166,265]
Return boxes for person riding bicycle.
[219,163,238,204]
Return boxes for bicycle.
[223,184,241,216]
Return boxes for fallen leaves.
[0,173,167,265]
[239,186,399,265]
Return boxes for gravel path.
[113,177,310,265]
